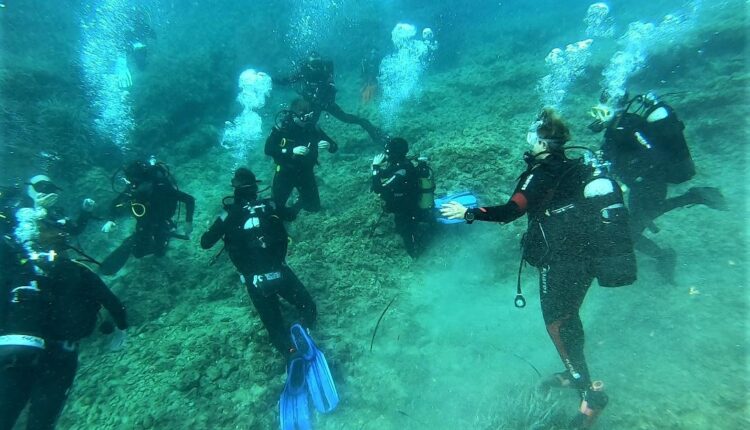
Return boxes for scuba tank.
[415,157,435,210]
[582,151,637,287]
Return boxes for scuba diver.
[200,168,317,357]
[264,98,338,221]
[125,7,156,71]
[274,52,385,142]
[589,91,727,283]
[371,137,435,258]
[25,174,97,238]
[1,205,128,430]
[99,158,195,276]
[360,47,382,103]
[441,108,636,429]
[200,169,338,430]
[116,6,157,89]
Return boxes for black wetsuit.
[275,60,383,142]
[602,105,715,281]
[371,159,425,257]
[201,198,316,357]
[38,206,92,238]
[265,123,337,219]
[101,171,195,275]
[0,255,127,430]
[465,153,597,393]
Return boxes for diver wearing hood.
[265,98,338,221]
[200,168,317,357]
[274,52,385,143]
[441,108,628,429]
[590,91,727,283]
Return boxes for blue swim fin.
[279,355,311,430]
[290,323,339,414]
[434,191,479,224]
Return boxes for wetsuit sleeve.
[272,72,302,86]
[176,191,195,223]
[200,213,226,250]
[318,128,338,153]
[265,127,294,164]
[108,192,131,219]
[84,267,128,330]
[467,168,551,224]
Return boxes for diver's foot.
[656,248,677,285]
[688,187,729,211]
[570,386,608,429]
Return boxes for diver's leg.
[664,187,728,212]
[539,261,594,392]
[0,363,34,430]
[99,235,135,276]
[627,179,667,237]
[277,267,318,329]
[26,347,78,430]
[132,221,155,258]
[297,171,321,213]
[245,281,293,357]
[326,103,382,142]
[153,221,171,257]
[394,212,419,258]
[272,170,297,220]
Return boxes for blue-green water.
[1,0,747,429]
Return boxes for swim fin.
[279,355,311,430]
[290,323,339,413]
[434,191,479,224]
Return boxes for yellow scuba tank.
[416,157,435,210]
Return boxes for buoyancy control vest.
[222,198,288,277]
[642,101,695,184]
[522,153,637,287]
[604,98,694,185]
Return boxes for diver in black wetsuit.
[441,109,628,429]
[590,92,727,283]
[371,137,429,257]
[274,52,384,142]
[99,160,196,275]
[0,212,128,430]
[265,98,338,221]
[200,168,317,357]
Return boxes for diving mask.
[589,104,613,123]
[526,120,542,147]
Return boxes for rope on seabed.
[369,294,398,352]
